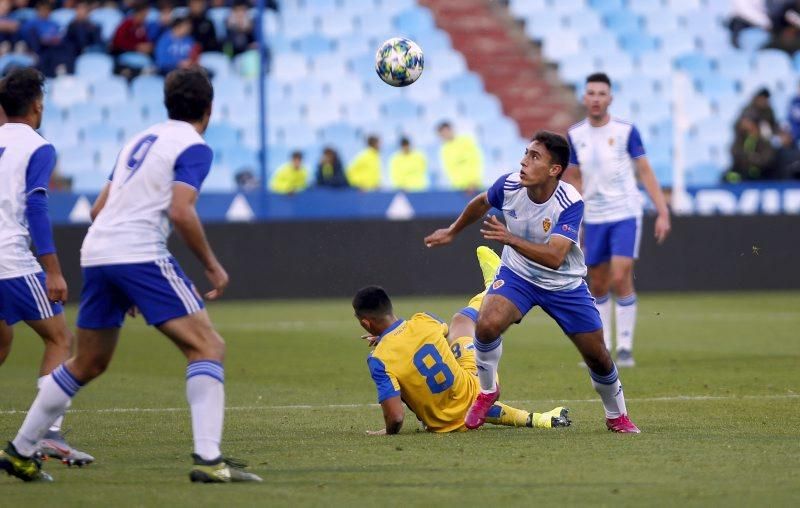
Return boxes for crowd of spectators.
[728,0,800,53]
[0,0,267,78]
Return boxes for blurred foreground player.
[353,247,570,435]
[0,68,94,472]
[425,131,639,434]
[0,68,261,483]
[564,73,671,367]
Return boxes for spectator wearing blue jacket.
[23,0,73,76]
[154,16,198,76]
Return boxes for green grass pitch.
[1,292,799,506]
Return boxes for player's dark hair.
[0,67,45,118]
[353,286,393,317]
[164,68,214,122]
[291,150,302,159]
[399,136,410,146]
[532,130,570,178]
[366,135,379,148]
[586,72,611,88]
[436,121,451,131]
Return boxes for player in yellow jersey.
[352,247,571,434]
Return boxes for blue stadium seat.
[675,53,714,79]
[619,75,656,97]
[550,0,586,15]
[287,80,325,102]
[581,33,620,56]
[381,98,421,121]
[716,51,752,80]
[296,33,334,55]
[222,147,259,172]
[90,77,129,106]
[460,95,502,120]
[628,0,662,13]
[559,54,598,85]
[131,75,163,98]
[319,122,361,147]
[272,53,310,81]
[393,7,436,36]
[75,53,113,81]
[666,0,702,13]
[205,124,241,150]
[105,102,145,127]
[303,100,342,127]
[207,7,230,39]
[50,76,90,107]
[542,31,580,60]
[282,12,316,39]
[43,124,80,149]
[68,102,104,125]
[641,10,680,36]
[738,27,770,52]
[596,52,634,78]
[58,146,96,175]
[588,0,624,14]
[343,102,379,124]
[754,49,793,75]
[97,145,120,174]
[201,165,236,192]
[73,171,110,192]
[686,163,722,186]
[0,53,35,75]
[619,32,657,57]
[200,52,231,78]
[414,29,451,54]
[444,72,484,95]
[698,76,738,100]
[82,123,121,145]
[319,12,355,38]
[323,77,366,104]
[658,32,697,58]
[117,51,153,71]
[89,7,124,41]
[277,124,317,147]
[523,11,565,39]
[604,11,641,34]
[564,11,602,33]
[336,33,372,55]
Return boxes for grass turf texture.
[1,292,799,506]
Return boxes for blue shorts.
[0,272,63,325]
[583,217,641,266]
[488,266,602,335]
[77,257,204,329]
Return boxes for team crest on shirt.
[542,217,552,233]
[492,279,505,290]
[608,137,615,146]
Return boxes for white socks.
[474,337,502,393]
[594,294,613,351]
[38,375,66,433]
[589,364,627,419]
[616,293,637,352]
[14,365,82,457]
[186,360,225,461]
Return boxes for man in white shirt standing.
[564,73,671,367]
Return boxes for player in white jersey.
[1,69,261,483]
[425,131,639,433]
[0,69,94,476]
[564,73,671,367]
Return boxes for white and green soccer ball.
[375,37,424,87]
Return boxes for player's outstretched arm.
[425,191,492,247]
[481,216,572,270]
[367,396,404,435]
[90,183,111,221]
[635,157,671,244]
[169,184,228,300]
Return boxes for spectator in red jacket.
[110,0,152,56]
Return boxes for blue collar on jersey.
[377,319,405,342]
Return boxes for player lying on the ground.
[425,130,639,434]
[352,247,570,434]
[0,68,93,468]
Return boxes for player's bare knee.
[475,317,502,343]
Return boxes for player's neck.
[526,179,559,204]
[5,116,36,129]
[375,315,399,336]
[587,114,610,128]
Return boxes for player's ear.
[550,163,563,178]
[360,317,373,333]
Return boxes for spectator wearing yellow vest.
[437,121,484,191]
[347,135,382,191]
[389,136,428,191]
[269,151,309,194]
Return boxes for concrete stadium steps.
[419,0,578,135]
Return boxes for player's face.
[583,82,612,120]
[519,140,560,185]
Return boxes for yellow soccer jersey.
[367,313,479,432]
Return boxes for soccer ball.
[375,37,424,87]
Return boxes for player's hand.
[366,428,387,436]
[45,272,68,304]
[424,228,454,248]
[654,213,671,244]
[480,215,512,245]
[361,334,379,347]
[204,262,229,300]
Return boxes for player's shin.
[485,402,529,427]
[186,360,225,461]
[13,365,82,457]
[474,337,502,393]
[38,375,67,433]
[589,364,627,419]
[595,294,613,351]
[615,293,637,352]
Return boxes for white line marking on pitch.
[0,394,796,416]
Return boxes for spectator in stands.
[773,129,800,179]
[347,135,382,191]
[436,121,483,191]
[389,136,428,192]
[727,89,780,181]
[110,0,153,56]
[728,0,772,47]
[147,0,174,44]
[765,0,800,53]
[235,169,260,191]
[0,0,21,54]
[315,146,348,188]
[24,0,72,76]
[65,0,102,59]
[788,81,800,144]
[188,0,219,52]
[224,0,255,56]
[154,16,198,75]
[270,150,309,194]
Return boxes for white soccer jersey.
[567,117,646,224]
[81,120,213,267]
[0,123,54,279]
[487,173,587,291]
